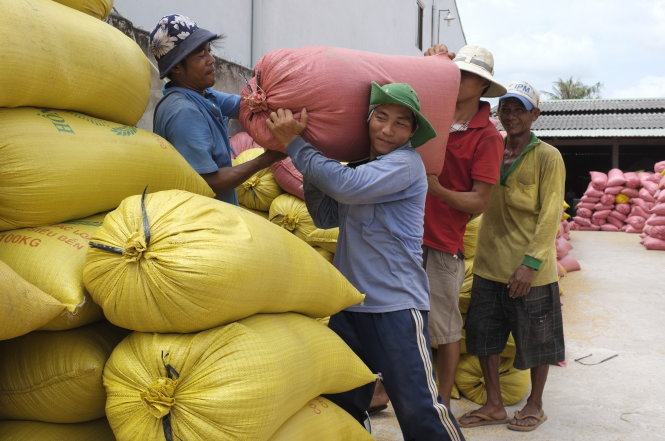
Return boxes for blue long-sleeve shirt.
[287,136,430,313]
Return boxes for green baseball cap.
[369,81,437,147]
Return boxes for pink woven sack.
[609,210,627,222]
[592,210,611,220]
[624,225,641,234]
[643,236,665,251]
[626,216,646,230]
[651,203,665,216]
[589,171,608,190]
[620,188,639,198]
[615,203,631,215]
[229,132,258,157]
[584,184,604,198]
[649,225,665,240]
[629,206,649,218]
[240,46,460,174]
[606,169,626,187]
[655,161,665,174]
[576,202,596,211]
[658,191,665,203]
[600,224,620,232]
[558,255,581,272]
[600,194,615,205]
[624,172,641,188]
[573,216,591,227]
[270,158,305,200]
[643,180,659,195]
[594,203,614,211]
[639,188,656,203]
[604,186,623,195]
[606,216,623,229]
[576,208,592,218]
[580,195,600,203]
[646,215,665,226]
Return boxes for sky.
[456,0,665,100]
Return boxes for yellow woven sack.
[0,108,213,231]
[455,355,530,406]
[270,397,373,441]
[615,193,630,204]
[0,323,126,423]
[315,246,335,263]
[0,419,115,441]
[242,206,270,219]
[0,261,65,340]
[458,259,474,313]
[104,313,376,441]
[233,148,283,211]
[0,215,106,331]
[83,190,364,332]
[307,227,339,253]
[1,0,149,125]
[463,215,482,259]
[269,193,317,241]
[51,0,113,19]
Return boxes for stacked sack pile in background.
[640,161,665,250]
[557,202,581,278]
[571,162,665,252]
[82,190,376,440]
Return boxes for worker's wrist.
[521,255,541,271]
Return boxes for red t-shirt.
[423,102,503,255]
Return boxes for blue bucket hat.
[149,15,218,79]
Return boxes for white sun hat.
[453,45,507,98]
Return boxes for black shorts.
[465,275,565,370]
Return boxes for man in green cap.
[267,82,465,441]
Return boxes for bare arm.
[427,177,494,214]
[202,150,285,195]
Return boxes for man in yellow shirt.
[459,81,565,432]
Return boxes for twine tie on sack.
[243,175,261,190]
[281,214,298,232]
[89,188,151,257]
[141,377,178,418]
[242,71,269,116]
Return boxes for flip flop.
[458,410,510,428]
[507,409,548,432]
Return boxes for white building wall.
[113,0,465,68]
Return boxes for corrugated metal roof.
[496,97,665,138]
[538,98,665,113]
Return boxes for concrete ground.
[372,231,665,441]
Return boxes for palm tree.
[544,77,602,99]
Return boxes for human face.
[368,104,416,158]
[172,42,216,92]
[457,70,490,102]
[497,98,540,137]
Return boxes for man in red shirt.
[423,44,506,407]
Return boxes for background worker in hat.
[149,14,284,205]
[462,81,565,432]
[266,82,465,441]
[422,44,506,407]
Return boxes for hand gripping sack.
[0,260,65,340]
[51,0,113,19]
[0,322,127,423]
[233,148,284,211]
[269,193,317,241]
[0,419,115,441]
[270,397,373,441]
[83,190,364,332]
[1,0,149,125]
[455,355,529,406]
[240,46,460,174]
[0,108,213,231]
[0,215,106,330]
[103,314,376,441]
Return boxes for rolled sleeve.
[471,132,504,185]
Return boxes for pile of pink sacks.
[556,219,581,276]
[572,165,665,241]
[641,161,665,251]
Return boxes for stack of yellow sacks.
[83,190,376,440]
[0,0,216,438]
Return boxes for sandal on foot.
[458,410,509,428]
[507,409,548,432]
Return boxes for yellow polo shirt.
[474,133,565,287]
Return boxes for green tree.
[544,77,602,99]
